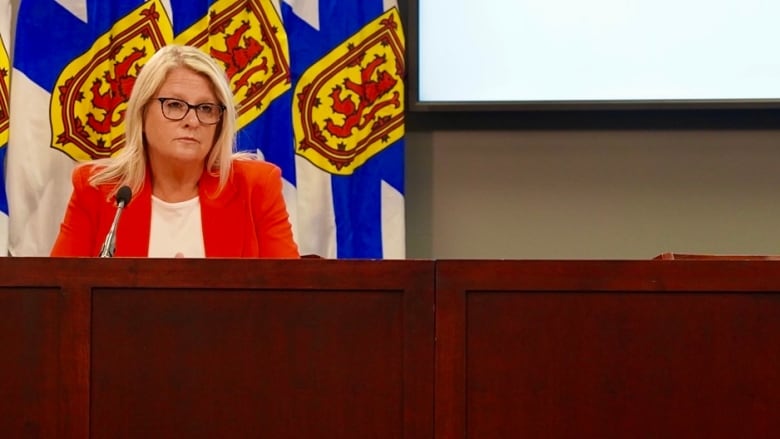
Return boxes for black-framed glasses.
[156,97,226,125]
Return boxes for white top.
[148,195,205,258]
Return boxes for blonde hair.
[87,44,241,197]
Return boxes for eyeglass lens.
[158,98,223,124]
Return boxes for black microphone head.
[116,185,132,206]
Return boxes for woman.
[51,44,299,258]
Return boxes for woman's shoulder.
[71,161,116,196]
[231,156,282,178]
[71,162,102,183]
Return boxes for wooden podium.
[3,258,780,437]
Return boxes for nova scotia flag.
[281,0,406,258]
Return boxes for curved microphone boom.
[98,185,133,258]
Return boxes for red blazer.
[51,160,299,258]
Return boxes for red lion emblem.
[210,20,265,79]
[324,54,400,139]
[85,47,146,134]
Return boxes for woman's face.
[144,67,220,169]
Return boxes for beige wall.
[406,129,780,259]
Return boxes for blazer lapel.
[114,180,152,257]
[199,170,245,257]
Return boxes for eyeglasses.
[156,97,226,125]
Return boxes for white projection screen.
[411,0,780,111]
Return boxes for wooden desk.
[4,258,780,437]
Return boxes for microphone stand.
[98,200,127,258]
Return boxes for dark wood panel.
[0,288,62,437]
[436,260,780,439]
[86,259,434,439]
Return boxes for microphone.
[98,185,133,258]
